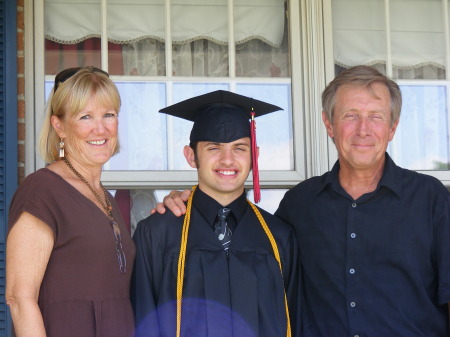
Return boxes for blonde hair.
[38,67,121,164]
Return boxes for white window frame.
[27,0,325,190]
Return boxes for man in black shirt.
[131,90,299,337]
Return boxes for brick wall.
[17,0,25,183]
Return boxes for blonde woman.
[6,67,135,337]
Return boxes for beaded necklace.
[63,157,112,218]
[62,157,126,273]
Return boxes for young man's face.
[184,137,253,205]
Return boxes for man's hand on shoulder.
[150,189,191,217]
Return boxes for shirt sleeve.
[274,190,293,225]
[8,170,60,236]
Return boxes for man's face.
[323,83,398,173]
[184,137,252,205]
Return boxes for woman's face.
[53,95,119,168]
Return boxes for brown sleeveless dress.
[8,168,136,337]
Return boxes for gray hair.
[321,65,402,126]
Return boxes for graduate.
[131,90,299,337]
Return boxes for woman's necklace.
[62,157,127,273]
[62,157,112,219]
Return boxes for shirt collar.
[377,153,402,198]
[193,187,248,226]
[317,152,402,199]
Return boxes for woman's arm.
[6,212,54,337]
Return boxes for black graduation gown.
[131,203,299,337]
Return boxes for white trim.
[288,0,307,183]
[384,0,393,77]
[300,0,329,176]
[228,0,236,78]
[164,0,172,78]
[32,0,46,172]
[322,0,338,170]
[101,0,108,71]
[101,169,304,189]
[443,0,450,79]
[421,170,450,186]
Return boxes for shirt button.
[349,268,355,274]
[350,301,356,307]
[352,202,357,208]
[350,233,356,238]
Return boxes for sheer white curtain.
[121,37,289,77]
[45,0,289,77]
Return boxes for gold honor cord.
[176,185,291,337]
[176,185,197,337]
[247,201,292,337]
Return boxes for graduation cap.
[159,90,282,203]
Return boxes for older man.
[158,66,450,336]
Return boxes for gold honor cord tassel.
[247,201,292,337]
[176,186,291,337]
[176,185,197,337]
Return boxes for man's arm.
[151,189,191,216]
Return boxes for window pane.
[45,80,168,170]
[45,81,293,171]
[332,0,446,79]
[45,0,290,77]
[236,84,293,170]
[44,0,102,74]
[388,85,450,170]
[106,82,167,170]
[169,83,230,168]
[108,0,166,76]
[171,1,228,77]
[166,83,293,171]
[235,0,289,77]
[332,0,386,70]
[119,39,166,76]
[390,0,445,80]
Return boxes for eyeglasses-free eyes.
[53,66,109,93]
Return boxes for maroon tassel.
[250,110,261,203]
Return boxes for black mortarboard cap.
[159,90,282,203]
[159,90,281,143]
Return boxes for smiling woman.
[53,99,119,167]
[6,67,136,337]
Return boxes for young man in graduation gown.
[131,90,299,337]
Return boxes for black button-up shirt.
[276,153,450,337]
[193,187,248,232]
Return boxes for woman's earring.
[59,138,65,158]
